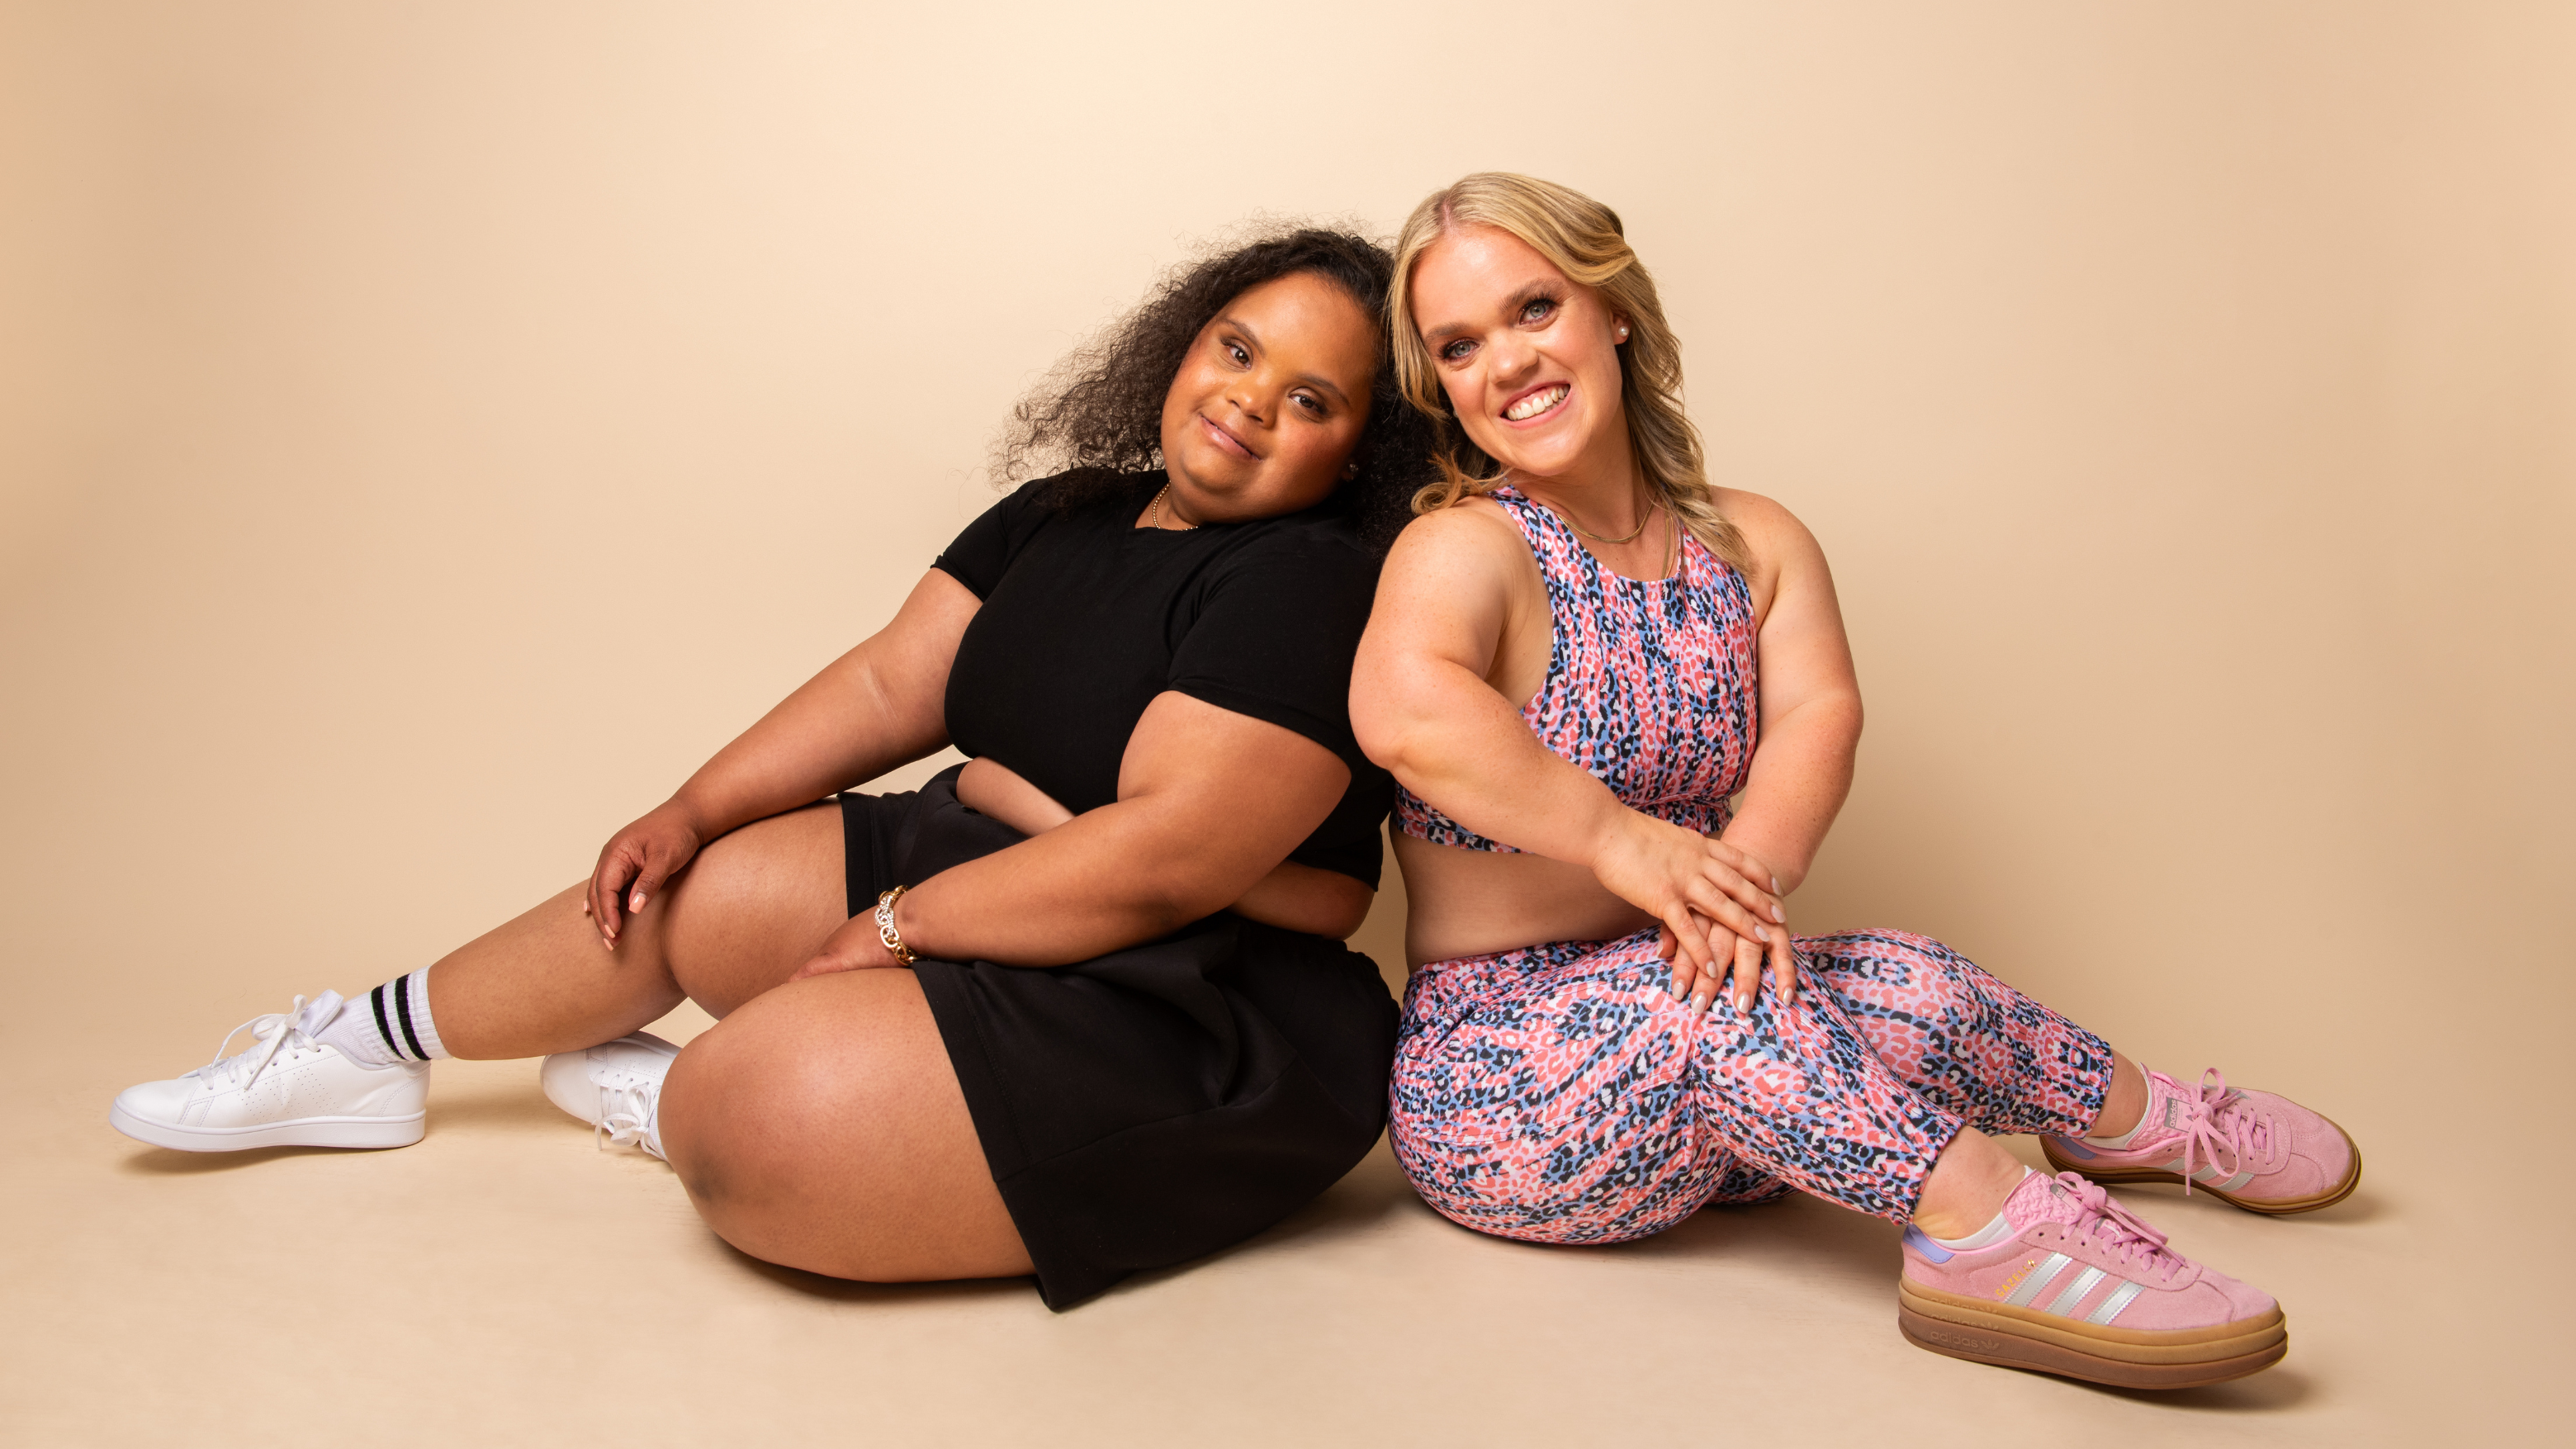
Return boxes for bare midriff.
[1393,831,1652,969]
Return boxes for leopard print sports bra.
[1393,486,1759,851]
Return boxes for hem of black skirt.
[915,954,1386,1312]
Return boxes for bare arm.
[958,756,1373,940]
[1348,505,1787,983]
[804,690,1356,970]
[587,568,978,943]
[1713,490,1864,895]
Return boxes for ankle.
[2086,1054,2152,1142]
[1911,1132,2030,1239]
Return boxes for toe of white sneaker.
[109,1076,196,1129]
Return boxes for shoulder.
[1380,495,1537,586]
[1710,486,1832,618]
[1193,509,1383,623]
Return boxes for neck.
[1508,420,1649,533]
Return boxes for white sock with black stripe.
[318,968,450,1066]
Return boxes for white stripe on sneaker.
[2088,1279,2146,1324]
[2044,1265,2108,1317]
[2002,1252,2072,1308]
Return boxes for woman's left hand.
[1658,841,1796,1014]
[788,912,905,981]
[1660,921,1797,1016]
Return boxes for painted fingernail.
[1754,926,1770,942]
[1770,877,1781,893]
[1771,905,1786,923]
[630,893,646,911]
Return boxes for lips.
[1198,412,1259,459]
[1502,382,1570,423]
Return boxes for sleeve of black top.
[1164,529,1381,779]
[932,480,1054,599]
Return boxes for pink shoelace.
[2050,1172,2188,1284]
[2156,1069,2285,1195]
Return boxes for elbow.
[1351,698,1438,784]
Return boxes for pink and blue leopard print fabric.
[1388,488,2112,1238]
[1392,929,2113,1238]
[1394,486,1755,850]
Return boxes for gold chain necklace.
[1549,495,1659,547]
[1148,483,1200,531]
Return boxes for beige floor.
[2,836,2555,1447]
[8,2,2572,1443]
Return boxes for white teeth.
[1505,384,1569,422]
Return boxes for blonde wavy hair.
[1388,173,1748,572]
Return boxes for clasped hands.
[1590,815,1795,1016]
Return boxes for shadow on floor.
[722,1240,1038,1309]
[2088,1366,2313,1411]
[422,1085,565,1134]
[116,1142,356,1175]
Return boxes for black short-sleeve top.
[934,472,1392,887]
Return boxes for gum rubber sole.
[2043,1118,2362,1216]
[108,1102,425,1152]
[1897,1281,2288,1390]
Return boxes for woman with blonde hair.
[1351,173,2359,1386]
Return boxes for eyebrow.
[1419,278,1560,346]
[1219,311,1355,408]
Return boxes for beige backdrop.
[4,2,2568,1444]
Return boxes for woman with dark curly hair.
[108,226,1434,1309]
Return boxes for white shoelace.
[592,1072,664,1159]
[192,992,347,1093]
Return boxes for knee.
[655,999,850,1210]
[651,992,921,1280]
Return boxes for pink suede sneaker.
[1897,1171,2286,1389]
[2043,1068,2361,1215]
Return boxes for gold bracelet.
[874,886,916,966]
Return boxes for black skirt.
[839,767,1398,1309]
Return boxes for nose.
[1485,332,1537,386]
[1224,372,1276,428]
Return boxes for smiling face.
[1407,224,1631,488]
[1155,271,1380,524]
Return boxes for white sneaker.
[539,1032,680,1160]
[109,992,430,1151]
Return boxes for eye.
[1518,296,1557,324]
[1438,339,1475,362]
[1224,340,1250,366]
[1293,392,1327,417]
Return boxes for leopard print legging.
[1390,927,2114,1242]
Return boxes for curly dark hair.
[989,224,1433,552]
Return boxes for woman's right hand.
[584,801,706,949]
[1587,812,1791,1011]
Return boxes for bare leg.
[408,800,1026,1278]
[2092,1050,2148,1138]
[1910,1129,2034,1238]
[424,803,849,1058]
[656,968,1033,1281]
[1909,1049,2149,1238]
